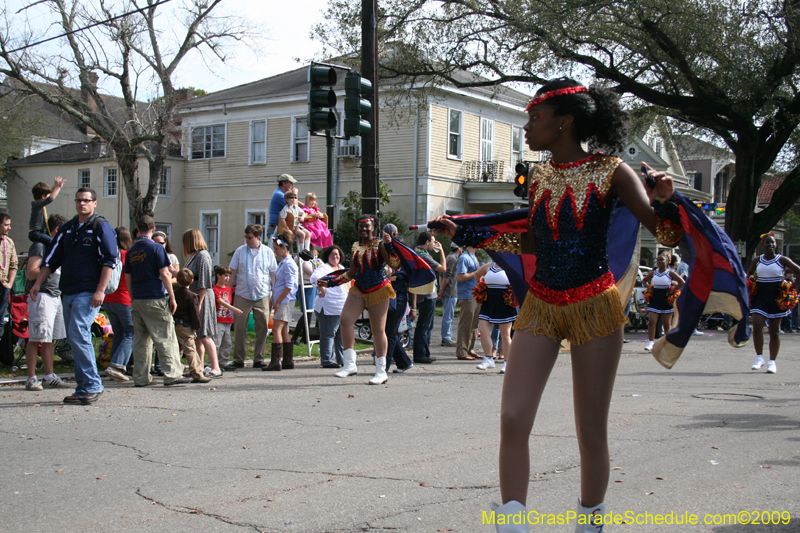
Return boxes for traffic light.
[308,64,338,133]
[514,162,530,198]
[344,72,372,139]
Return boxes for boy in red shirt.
[213,265,242,370]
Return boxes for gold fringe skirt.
[513,285,628,346]
[349,282,396,308]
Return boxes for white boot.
[335,348,358,378]
[489,500,529,532]
[369,356,388,385]
[574,500,606,533]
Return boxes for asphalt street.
[1,317,798,533]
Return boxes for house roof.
[7,141,110,167]
[758,174,784,204]
[180,64,532,111]
[6,139,181,167]
[1,80,90,144]
[673,135,733,161]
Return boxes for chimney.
[81,72,99,136]
[174,88,195,103]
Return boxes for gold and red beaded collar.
[525,86,588,112]
[549,152,603,170]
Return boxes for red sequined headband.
[358,218,374,223]
[525,86,589,112]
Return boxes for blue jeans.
[386,291,412,371]
[413,297,436,361]
[316,309,343,366]
[29,229,53,246]
[491,323,502,351]
[104,302,134,367]
[441,296,457,341]
[62,292,102,395]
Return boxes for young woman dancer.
[748,233,800,374]
[318,214,400,385]
[475,262,517,374]
[642,253,685,352]
[433,78,684,532]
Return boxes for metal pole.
[326,131,336,228]
[361,0,379,218]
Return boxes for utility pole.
[361,0,379,218]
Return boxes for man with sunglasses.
[30,187,118,405]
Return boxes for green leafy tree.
[314,0,800,259]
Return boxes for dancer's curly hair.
[536,77,629,153]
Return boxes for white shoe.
[335,348,358,378]
[499,361,506,374]
[692,329,705,336]
[574,500,606,533]
[767,360,777,374]
[369,357,388,385]
[105,365,129,382]
[644,340,654,351]
[477,357,496,370]
[751,354,765,370]
[489,500,529,532]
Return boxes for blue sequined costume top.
[525,154,622,305]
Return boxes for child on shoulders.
[29,177,66,245]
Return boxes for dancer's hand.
[642,162,674,202]
[317,280,328,288]
[383,232,392,244]
[430,215,456,238]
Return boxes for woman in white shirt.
[310,245,350,368]
[476,262,518,373]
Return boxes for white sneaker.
[751,354,765,370]
[476,357,496,370]
[645,340,654,351]
[692,329,705,336]
[499,361,506,374]
[105,365,129,382]
[42,375,69,388]
[767,360,777,374]
[26,377,43,391]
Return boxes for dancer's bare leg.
[570,327,623,507]
[367,298,390,359]
[752,314,766,355]
[339,294,366,350]
[499,330,560,505]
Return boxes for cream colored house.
[178,66,536,263]
[6,142,185,249]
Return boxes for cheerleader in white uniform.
[642,254,684,351]
[476,263,518,373]
[748,233,800,374]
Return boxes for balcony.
[459,160,507,182]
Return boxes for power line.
[4,0,174,55]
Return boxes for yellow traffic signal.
[514,162,529,198]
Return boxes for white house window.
[201,211,220,263]
[159,167,171,196]
[104,168,117,198]
[292,117,309,162]
[480,118,494,162]
[78,169,91,189]
[511,126,524,166]
[448,109,462,159]
[246,210,266,227]
[191,124,226,159]
[251,120,266,164]
[154,223,171,240]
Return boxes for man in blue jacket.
[29,187,118,405]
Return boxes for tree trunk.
[724,142,758,262]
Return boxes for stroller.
[355,306,413,349]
